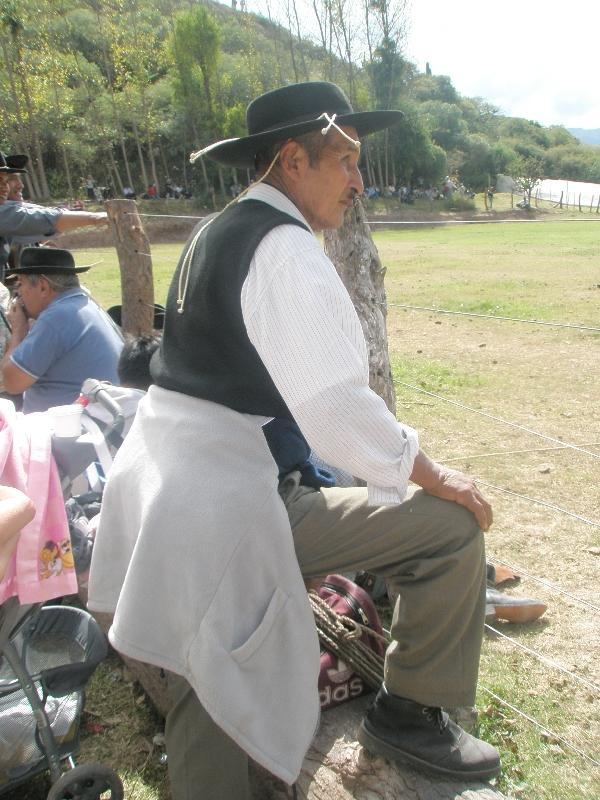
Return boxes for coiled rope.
[308,591,385,690]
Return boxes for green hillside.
[1,0,599,202]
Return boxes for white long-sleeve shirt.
[240,184,419,504]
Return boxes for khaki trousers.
[165,671,250,800]
[165,475,486,799]
[281,474,486,708]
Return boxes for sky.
[406,0,599,130]
[245,0,599,131]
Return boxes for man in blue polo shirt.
[1,247,123,412]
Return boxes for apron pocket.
[230,586,288,664]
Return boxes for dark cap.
[0,152,28,174]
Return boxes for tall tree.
[166,5,221,196]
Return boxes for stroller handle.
[80,379,125,440]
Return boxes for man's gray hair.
[27,272,80,292]
[255,129,328,173]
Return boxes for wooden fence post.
[105,199,155,335]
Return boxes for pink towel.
[0,400,77,604]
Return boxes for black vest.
[151,199,309,418]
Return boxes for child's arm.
[0,486,36,582]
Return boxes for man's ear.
[277,139,308,181]
[39,276,52,295]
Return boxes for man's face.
[294,126,364,232]
[0,173,9,204]
[14,275,50,319]
[7,174,24,202]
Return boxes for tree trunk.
[376,151,384,194]
[323,199,396,414]
[119,134,134,190]
[291,0,310,80]
[182,140,189,192]
[32,134,50,199]
[105,199,154,335]
[287,22,300,82]
[132,121,149,190]
[384,129,390,187]
[61,145,74,200]
[217,166,227,200]
[199,156,211,198]
[363,141,375,188]
[159,141,171,183]
[108,149,124,195]
[143,96,160,196]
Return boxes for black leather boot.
[358,685,501,781]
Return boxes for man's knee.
[409,490,484,558]
[441,500,484,560]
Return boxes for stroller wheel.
[47,763,123,800]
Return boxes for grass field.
[5,212,599,800]
[377,220,600,799]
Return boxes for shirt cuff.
[366,424,420,506]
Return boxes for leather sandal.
[485,587,547,623]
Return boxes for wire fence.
[97,207,599,781]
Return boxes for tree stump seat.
[91,612,507,800]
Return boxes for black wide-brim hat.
[191,81,403,169]
[5,247,94,279]
[107,303,166,330]
[0,151,28,174]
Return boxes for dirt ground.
[47,204,599,799]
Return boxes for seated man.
[88,82,499,800]
[0,247,123,412]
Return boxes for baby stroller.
[0,381,128,800]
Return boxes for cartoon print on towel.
[39,537,75,580]
[58,537,75,570]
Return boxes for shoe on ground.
[358,685,501,781]
[486,561,521,587]
[485,587,547,624]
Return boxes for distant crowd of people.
[82,175,190,204]
[364,177,476,203]
[76,174,486,208]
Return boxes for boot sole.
[487,601,547,624]
[358,721,501,782]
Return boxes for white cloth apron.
[88,386,320,783]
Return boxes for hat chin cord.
[317,113,360,150]
[177,115,358,314]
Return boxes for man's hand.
[428,467,493,531]
[410,450,493,531]
[6,298,29,339]
[89,212,108,227]
[1,298,36,394]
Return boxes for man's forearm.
[54,211,107,233]
[409,449,446,492]
[0,317,29,386]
